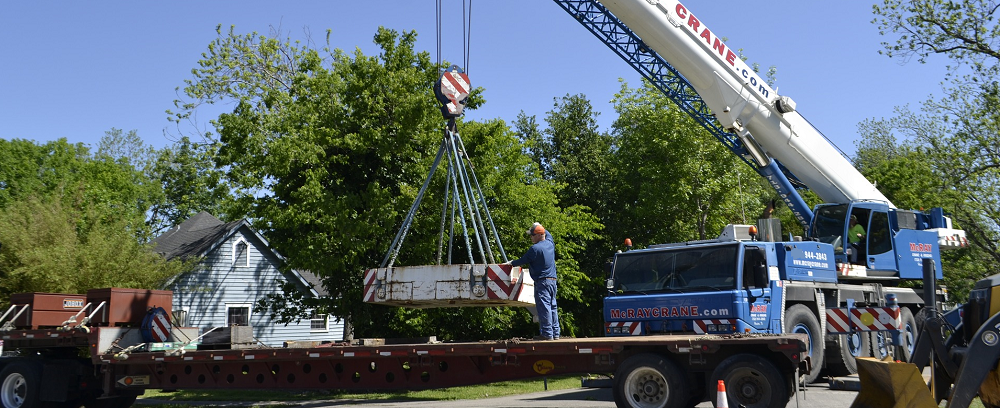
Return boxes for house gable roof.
[151,211,327,297]
[151,211,243,261]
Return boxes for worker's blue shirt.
[510,231,557,280]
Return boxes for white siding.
[169,228,344,346]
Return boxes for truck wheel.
[0,362,41,408]
[824,330,870,376]
[711,354,789,408]
[870,331,892,360]
[613,353,689,408]
[898,308,917,362]
[784,304,824,383]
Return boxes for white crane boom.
[601,0,892,206]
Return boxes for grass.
[138,375,584,406]
[941,399,984,408]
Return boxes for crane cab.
[809,201,943,280]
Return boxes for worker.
[503,222,560,341]
[848,215,865,263]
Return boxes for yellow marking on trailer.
[533,360,555,374]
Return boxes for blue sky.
[1,1,951,157]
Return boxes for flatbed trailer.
[0,327,808,408]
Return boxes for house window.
[233,238,249,267]
[227,304,251,326]
[310,311,329,332]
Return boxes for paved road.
[285,383,857,408]
[137,382,858,408]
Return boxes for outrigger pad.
[850,357,937,408]
[363,264,535,308]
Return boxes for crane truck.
[0,1,968,408]
[562,0,968,391]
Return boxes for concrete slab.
[363,264,535,308]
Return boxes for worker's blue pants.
[536,278,560,339]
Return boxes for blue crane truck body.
[603,200,950,383]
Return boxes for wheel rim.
[726,366,772,408]
[903,321,916,356]
[792,323,814,358]
[624,366,668,408]
[1,372,27,408]
[874,332,890,359]
[848,332,863,357]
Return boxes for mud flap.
[849,357,936,408]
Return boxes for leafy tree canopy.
[609,81,766,245]
[0,136,193,302]
[174,25,600,339]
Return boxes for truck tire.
[711,353,790,408]
[784,304,824,383]
[898,308,917,362]
[869,308,918,362]
[870,331,891,360]
[824,330,869,376]
[612,353,690,408]
[0,362,41,408]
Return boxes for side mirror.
[606,278,615,290]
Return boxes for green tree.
[512,112,547,175]
[173,25,600,339]
[873,0,1000,78]
[0,139,90,210]
[519,95,613,336]
[148,137,232,234]
[0,136,192,301]
[855,115,953,209]
[0,136,162,237]
[609,81,764,246]
[543,95,615,220]
[96,128,157,172]
[0,194,189,301]
[91,129,166,238]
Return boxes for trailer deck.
[1,327,807,393]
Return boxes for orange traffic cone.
[716,379,729,408]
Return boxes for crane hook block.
[434,65,470,119]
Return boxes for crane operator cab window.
[811,205,891,266]
[809,204,849,255]
[867,211,893,259]
[809,204,876,265]
[847,210,872,264]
